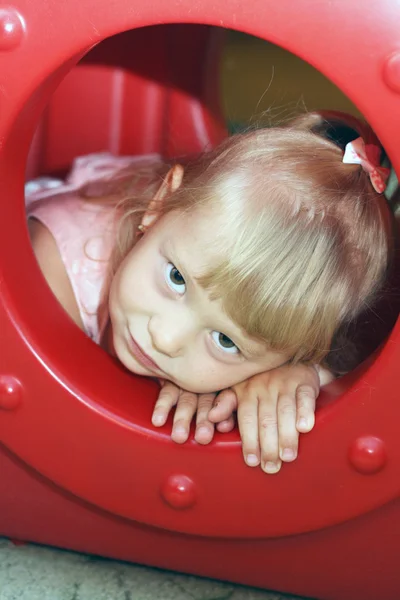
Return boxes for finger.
[195,393,217,445]
[208,389,238,423]
[276,393,299,463]
[152,381,180,426]
[216,416,236,433]
[237,395,260,468]
[171,390,198,444]
[258,394,281,474]
[296,385,317,432]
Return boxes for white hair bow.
[342,137,390,194]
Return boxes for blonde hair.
[90,111,393,366]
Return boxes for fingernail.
[172,426,188,444]
[152,414,165,426]
[264,461,281,474]
[246,454,259,466]
[298,417,308,430]
[197,426,210,436]
[281,448,296,461]
[174,425,186,435]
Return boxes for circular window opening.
[19,25,400,433]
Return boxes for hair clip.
[342,137,390,194]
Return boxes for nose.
[148,313,194,357]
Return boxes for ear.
[140,164,184,230]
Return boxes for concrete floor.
[0,538,311,600]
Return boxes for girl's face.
[109,207,289,393]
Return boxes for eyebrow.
[164,241,267,358]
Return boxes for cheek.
[208,361,263,390]
[116,256,150,310]
[183,358,244,394]
[122,271,167,329]
[265,351,291,371]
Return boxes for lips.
[127,331,161,372]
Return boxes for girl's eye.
[165,262,186,294]
[211,331,239,355]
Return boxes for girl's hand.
[152,381,235,445]
[208,364,322,474]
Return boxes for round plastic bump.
[382,52,400,93]
[0,375,23,410]
[348,436,387,475]
[160,474,197,509]
[0,8,25,51]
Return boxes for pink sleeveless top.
[26,152,162,343]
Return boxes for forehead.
[160,206,225,274]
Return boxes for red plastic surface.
[0,2,400,599]
[26,25,226,177]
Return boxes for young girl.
[26,110,394,474]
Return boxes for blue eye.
[165,262,186,294]
[211,331,239,354]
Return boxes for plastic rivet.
[160,474,197,509]
[0,375,22,410]
[382,52,400,93]
[348,436,387,474]
[0,8,25,52]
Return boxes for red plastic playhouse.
[0,2,399,600]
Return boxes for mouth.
[127,331,162,372]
